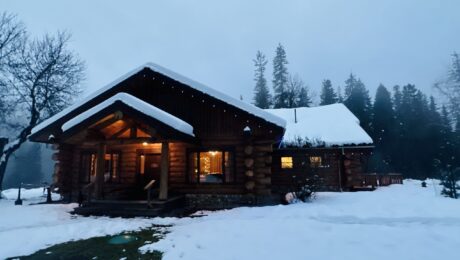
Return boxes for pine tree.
[371,84,394,173]
[252,51,271,108]
[272,43,289,108]
[337,86,343,103]
[343,74,372,133]
[297,86,311,107]
[319,79,338,105]
[440,166,459,199]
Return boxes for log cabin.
[29,63,374,214]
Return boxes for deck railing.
[360,173,403,187]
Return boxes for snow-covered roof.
[266,104,373,147]
[32,62,286,135]
[62,93,194,137]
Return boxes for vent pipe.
[294,108,297,123]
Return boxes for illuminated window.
[139,155,145,175]
[310,156,322,168]
[188,150,234,183]
[80,151,121,183]
[281,157,293,169]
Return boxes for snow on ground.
[1,182,459,259]
[141,180,460,260]
[0,188,160,259]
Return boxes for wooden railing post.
[159,141,169,200]
[95,142,106,199]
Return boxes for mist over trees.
[0,12,85,191]
[252,45,460,180]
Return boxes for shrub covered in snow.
[440,167,459,199]
[285,174,324,203]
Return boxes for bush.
[440,167,459,199]
[285,174,324,203]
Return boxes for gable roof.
[31,62,286,138]
[266,104,373,147]
[61,92,194,137]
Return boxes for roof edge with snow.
[61,92,195,138]
[31,62,286,136]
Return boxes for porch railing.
[360,173,403,187]
[144,179,156,208]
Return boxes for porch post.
[95,142,106,199]
[159,141,169,200]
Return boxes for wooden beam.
[130,126,137,138]
[108,125,131,139]
[158,141,169,200]
[94,143,106,199]
[92,115,120,131]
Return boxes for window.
[281,157,293,169]
[309,156,322,168]
[188,150,234,183]
[80,153,96,183]
[104,153,120,182]
[79,151,121,183]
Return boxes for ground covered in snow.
[1,181,459,259]
[0,188,158,259]
[142,180,460,260]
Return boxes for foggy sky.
[3,0,460,103]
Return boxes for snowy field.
[1,180,459,259]
[0,189,157,259]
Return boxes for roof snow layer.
[32,62,286,135]
[266,104,373,147]
[61,93,194,136]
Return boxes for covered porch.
[52,93,196,205]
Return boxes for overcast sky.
[3,0,460,104]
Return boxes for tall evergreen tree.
[252,51,271,108]
[343,74,372,133]
[297,86,312,107]
[272,43,289,108]
[371,84,394,173]
[337,86,343,103]
[319,79,338,105]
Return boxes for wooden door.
[140,154,161,188]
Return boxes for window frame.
[280,156,294,169]
[309,155,323,168]
[186,147,236,184]
[79,150,122,184]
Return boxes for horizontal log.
[256,177,271,185]
[244,145,254,155]
[255,173,265,179]
[244,158,254,168]
[245,181,255,190]
[254,145,272,152]
[255,167,271,175]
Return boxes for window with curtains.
[188,149,234,183]
[79,151,121,183]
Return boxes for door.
[139,154,161,189]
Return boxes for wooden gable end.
[31,67,284,143]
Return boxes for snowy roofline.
[61,93,195,137]
[32,62,286,135]
[266,104,373,147]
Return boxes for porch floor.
[73,195,186,218]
